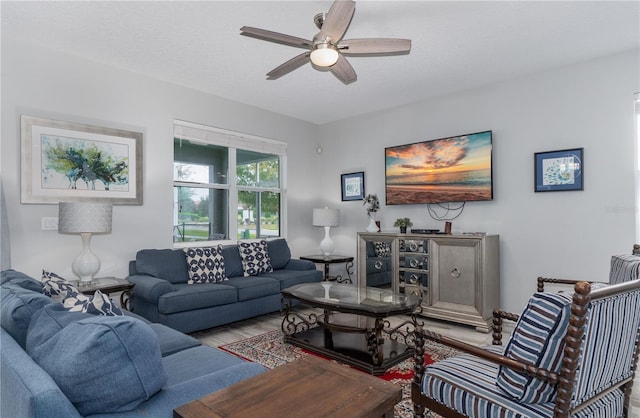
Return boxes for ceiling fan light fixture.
[310,44,339,67]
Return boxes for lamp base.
[72,232,100,282]
[319,226,334,256]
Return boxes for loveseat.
[1,269,267,418]
[126,238,323,333]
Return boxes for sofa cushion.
[136,249,189,284]
[28,315,167,415]
[267,238,291,270]
[238,240,273,277]
[262,268,323,290]
[224,276,281,301]
[158,283,238,314]
[0,269,43,292]
[162,344,250,386]
[184,246,227,284]
[0,284,56,348]
[496,292,572,403]
[222,245,245,278]
[148,323,201,356]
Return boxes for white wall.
[1,40,322,280]
[2,39,638,315]
[318,50,639,312]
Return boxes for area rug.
[219,329,458,418]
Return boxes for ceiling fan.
[240,0,411,84]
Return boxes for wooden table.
[173,355,402,418]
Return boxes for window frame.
[173,120,287,247]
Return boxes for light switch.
[42,217,58,231]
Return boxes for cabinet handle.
[450,268,461,278]
[374,260,383,270]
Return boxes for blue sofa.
[1,269,267,418]
[126,239,323,333]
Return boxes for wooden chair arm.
[412,325,559,389]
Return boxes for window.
[173,121,287,244]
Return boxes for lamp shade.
[313,208,339,227]
[58,202,112,234]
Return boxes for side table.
[300,255,354,283]
[75,277,134,311]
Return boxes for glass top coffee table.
[281,282,421,375]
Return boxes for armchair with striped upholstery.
[610,245,640,284]
[412,279,640,418]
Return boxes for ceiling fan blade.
[266,52,310,79]
[330,54,357,84]
[318,0,355,42]
[240,26,312,49]
[339,38,411,55]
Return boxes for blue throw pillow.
[0,284,56,348]
[496,292,572,403]
[136,249,189,284]
[222,245,245,278]
[28,315,167,415]
[26,304,94,354]
[266,238,291,270]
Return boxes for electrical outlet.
[41,217,58,231]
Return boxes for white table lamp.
[313,207,339,256]
[58,202,112,282]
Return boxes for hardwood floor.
[191,311,640,417]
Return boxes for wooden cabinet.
[357,233,500,332]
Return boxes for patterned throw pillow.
[41,270,122,316]
[373,242,391,257]
[496,291,572,403]
[183,246,227,284]
[237,240,274,277]
[64,289,123,316]
[42,270,82,303]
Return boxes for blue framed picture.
[534,148,583,192]
[341,172,365,201]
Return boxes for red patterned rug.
[219,329,457,418]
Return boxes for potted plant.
[393,217,413,233]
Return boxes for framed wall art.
[534,148,583,192]
[21,115,143,205]
[341,171,365,201]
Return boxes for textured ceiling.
[2,1,639,124]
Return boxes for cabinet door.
[431,238,481,317]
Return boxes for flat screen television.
[385,130,493,205]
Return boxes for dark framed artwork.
[534,148,583,192]
[341,171,365,201]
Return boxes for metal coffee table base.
[284,327,412,375]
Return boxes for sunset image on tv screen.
[385,131,493,205]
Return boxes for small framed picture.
[341,171,365,201]
[534,148,584,192]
